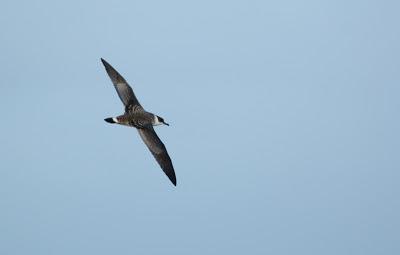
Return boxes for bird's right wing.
[101,58,141,107]
[138,126,177,186]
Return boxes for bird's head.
[155,115,169,126]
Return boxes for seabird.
[101,58,177,186]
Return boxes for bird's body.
[106,108,161,128]
[101,58,176,186]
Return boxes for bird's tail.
[104,117,118,124]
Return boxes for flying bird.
[101,58,176,186]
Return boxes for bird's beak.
[164,122,169,126]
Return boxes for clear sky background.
[0,0,399,254]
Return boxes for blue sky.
[1,0,399,254]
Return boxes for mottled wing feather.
[138,127,177,186]
[101,58,141,107]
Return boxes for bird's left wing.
[101,58,142,108]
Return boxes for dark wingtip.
[171,179,177,186]
[100,58,110,68]
[104,117,116,124]
[168,173,177,186]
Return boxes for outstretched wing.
[101,58,141,107]
[138,126,177,186]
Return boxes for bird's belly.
[129,119,151,129]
